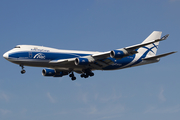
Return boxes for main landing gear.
[69,72,76,81]
[69,70,94,80]
[80,70,94,78]
[20,64,26,74]
[69,69,94,80]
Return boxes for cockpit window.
[14,46,20,48]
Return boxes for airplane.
[3,31,176,81]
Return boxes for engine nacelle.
[42,69,68,77]
[110,49,128,59]
[53,71,68,77]
[75,58,89,65]
[42,68,56,76]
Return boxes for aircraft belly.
[10,59,90,70]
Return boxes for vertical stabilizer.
[137,31,162,57]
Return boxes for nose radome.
[3,52,9,59]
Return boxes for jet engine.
[42,68,68,77]
[75,58,89,65]
[42,68,56,76]
[110,49,128,59]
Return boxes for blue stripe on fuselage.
[9,51,91,60]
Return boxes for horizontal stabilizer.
[142,51,177,60]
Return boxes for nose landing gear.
[20,64,26,74]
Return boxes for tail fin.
[137,31,162,58]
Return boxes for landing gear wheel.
[20,64,26,74]
[84,74,89,78]
[81,74,85,78]
[69,74,73,77]
[89,72,94,77]
[69,72,76,81]
[21,70,26,74]
[71,77,76,81]
[82,69,94,78]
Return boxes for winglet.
[161,34,169,40]
[153,34,169,42]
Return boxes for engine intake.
[110,49,128,59]
[42,69,56,76]
[75,58,89,65]
[42,69,68,77]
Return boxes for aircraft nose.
[3,52,9,59]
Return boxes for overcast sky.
[0,0,180,120]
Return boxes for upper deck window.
[14,46,20,48]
